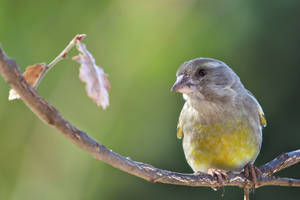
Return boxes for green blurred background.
[0,0,299,199]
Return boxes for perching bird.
[172,58,266,185]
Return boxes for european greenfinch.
[172,58,266,185]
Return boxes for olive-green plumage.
[172,58,266,173]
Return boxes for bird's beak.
[171,75,195,94]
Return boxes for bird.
[171,58,266,186]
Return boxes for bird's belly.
[183,121,260,173]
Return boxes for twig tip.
[76,34,87,41]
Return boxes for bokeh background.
[0,0,300,199]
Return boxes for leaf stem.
[33,34,86,88]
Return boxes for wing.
[257,104,267,128]
[246,90,267,128]
[177,124,183,139]
[177,103,188,139]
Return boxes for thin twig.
[34,34,86,88]
[244,187,250,200]
[260,149,300,176]
[0,46,300,189]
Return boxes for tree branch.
[244,187,250,200]
[0,46,299,189]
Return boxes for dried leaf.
[23,64,44,85]
[9,64,45,100]
[73,42,110,109]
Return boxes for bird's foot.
[243,163,262,187]
[207,168,228,192]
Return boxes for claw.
[208,168,228,186]
[207,169,228,195]
[243,163,262,187]
[254,166,262,177]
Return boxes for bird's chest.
[181,105,259,172]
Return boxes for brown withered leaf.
[72,41,110,109]
[9,63,45,100]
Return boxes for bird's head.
[171,58,242,103]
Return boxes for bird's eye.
[196,69,207,77]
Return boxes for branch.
[0,46,300,189]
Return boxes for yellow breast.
[184,121,259,172]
